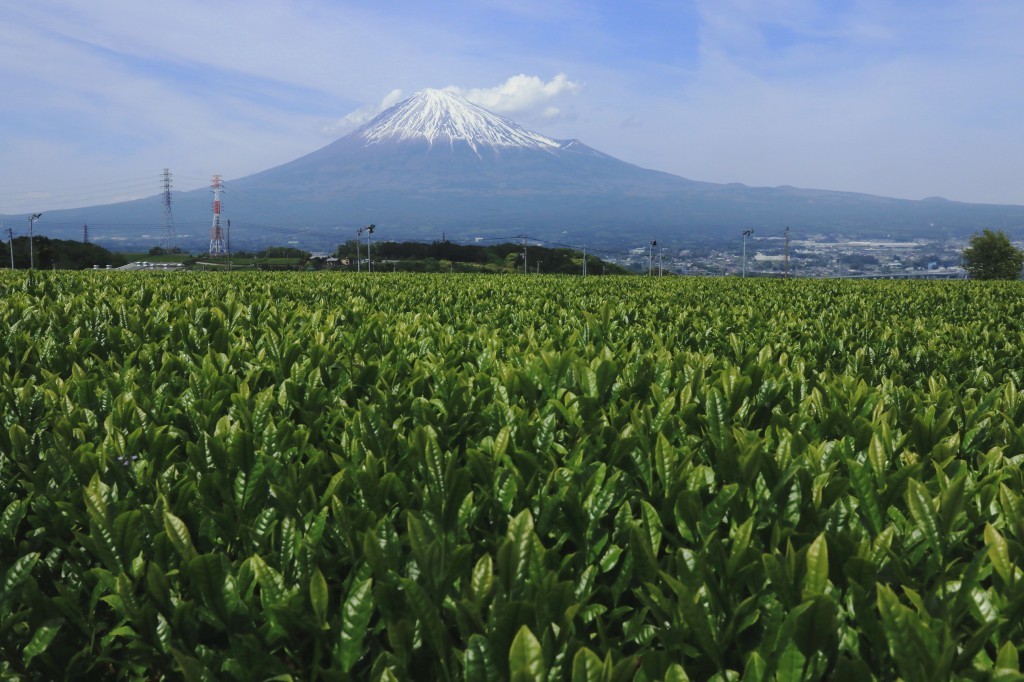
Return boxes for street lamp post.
[742,230,753,277]
[28,213,42,282]
[355,228,363,272]
[364,224,375,272]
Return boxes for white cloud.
[325,89,404,134]
[450,73,582,116]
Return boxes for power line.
[752,228,789,241]
[0,175,164,197]
[0,176,171,213]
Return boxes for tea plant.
[1,271,1023,680]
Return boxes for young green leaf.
[803,533,829,597]
[337,577,374,672]
[983,524,1013,583]
[995,641,1019,671]
[3,552,39,594]
[906,480,942,559]
[309,566,328,629]
[22,619,63,667]
[571,647,605,682]
[465,633,499,682]
[640,500,663,555]
[471,554,493,603]
[509,625,544,682]
[663,663,690,682]
[867,432,887,482]
[163,509,197,562]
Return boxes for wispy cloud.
[324,89,405,134]
[589,0,1024,203]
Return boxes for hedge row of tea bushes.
[1,271,1023,680]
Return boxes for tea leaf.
[337,577,374,672]
[509,625,544,682]
[804,533,829,597]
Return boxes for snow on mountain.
[357,88,563,154]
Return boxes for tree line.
[0,236,127,270]
[335,239,628,274]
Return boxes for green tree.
[963,229,1024,280]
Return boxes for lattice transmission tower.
[161,169,175,250]
[208,175,226,256]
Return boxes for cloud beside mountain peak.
[327,74,581,135]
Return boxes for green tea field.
[1,272,1023,680]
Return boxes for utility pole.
[659,245,664,276]
[6,227,13,269]
[784,226,790,279]
[582,245,587,277]
[649,240,657,276]
[226,219,232,271]
[28,213,42,284]
[365,224,375,272]
[536,260,541,274]
[742,229,753,277]
[521,235,528,274]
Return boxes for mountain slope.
[9,88,1024,250]
[243,89,676,191]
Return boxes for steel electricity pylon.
[208,175,225,256]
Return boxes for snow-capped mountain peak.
[357,88,562,153]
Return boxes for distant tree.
[0,236,127,269]
[335,240,359,260]
[962,229,1024,280]
[258,246,311,259]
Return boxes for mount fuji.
[227,88,703,242]
[11,88,1024,250]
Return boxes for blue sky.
[2,0,1023,215]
